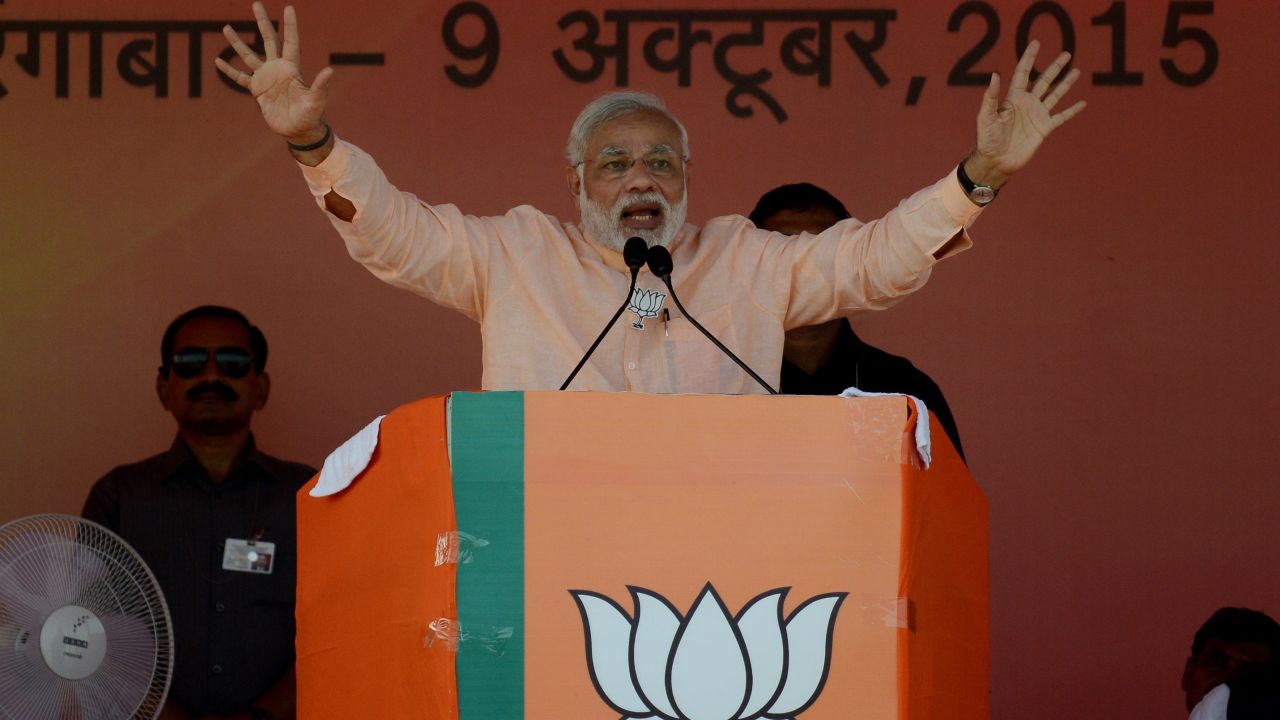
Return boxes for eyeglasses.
[583,150,685,180]
[169,346,254,379]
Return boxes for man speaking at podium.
[217,3,1084,394]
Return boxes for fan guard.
[0,514,172,719]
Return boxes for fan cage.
[0,513,173,720]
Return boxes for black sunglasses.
[169,346,254,379]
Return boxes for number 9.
[443,2,500,88]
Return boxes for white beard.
[579,186,688,253]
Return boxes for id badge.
[222,538,276,574]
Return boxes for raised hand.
[214,2,334,147]
[967,40,1086,188]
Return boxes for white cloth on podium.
[1188,683,1229,720]
[311,415,385,497]
[838,387,931,469]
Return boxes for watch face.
[970,186,996,205]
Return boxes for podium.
[296,392,987,719]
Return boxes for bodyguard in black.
[776,319,965,460]
[750,184,966,461]
[82,306,315,720]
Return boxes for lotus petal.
[630,587,682,719]
[734,589,788,719]
[669,584,750,720]
[765,593,846,716]
[571,591,651,716]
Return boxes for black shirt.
[780,319,965,461]
[82,436,315,716]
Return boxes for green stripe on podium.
[450,391,525,718]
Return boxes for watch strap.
[956,160,998,205]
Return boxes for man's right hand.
[215,2,334,157]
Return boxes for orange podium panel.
[297,392,988,719]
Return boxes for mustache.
[186,382,239,402]
[613,191,668,219]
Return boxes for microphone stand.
[645,245,778,395]
[559,237,649,391]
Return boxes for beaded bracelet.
[287,122,332,153]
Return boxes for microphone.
[560,237,649,390]
[623,235,649,272]
[644,246,778,395]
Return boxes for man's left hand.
[966,40,1086,188]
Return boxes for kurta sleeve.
[748,170,982,329]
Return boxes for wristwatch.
[956,160,998,206]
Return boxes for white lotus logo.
[628,288,666,329]
[570,583,847,720]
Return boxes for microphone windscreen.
[624,237,648,270]
[645,245,674,278]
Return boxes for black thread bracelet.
[287,123,332,153]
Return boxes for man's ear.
[254,372,271,411]
[566,165,583,210]
[156,373,170,408]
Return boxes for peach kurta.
[300,140,980,394]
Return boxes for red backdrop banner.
[1,2,1276,718]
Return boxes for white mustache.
[614,191,669,219]
[578,181,687,252]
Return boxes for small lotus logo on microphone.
[570,583,846,720]
[628,288,667,329]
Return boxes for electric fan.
[0,514,172,719]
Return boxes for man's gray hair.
[565,91,690,166]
